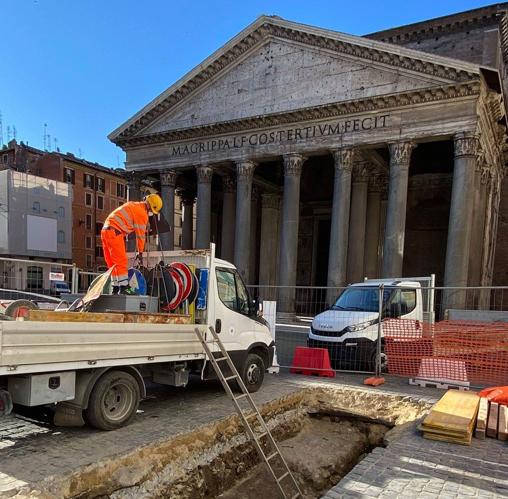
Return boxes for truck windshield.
[331,287,393,312]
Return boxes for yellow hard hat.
[145,193,163,214]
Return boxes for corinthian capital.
[261,193,280,210]
[454,132,479,158]
[331,147,354,173]
[236,160,256,180]
[222,175,235,193]
[283,153,306,176]
[196,165,213,183]
[160,169,178,188]
[389,141,415,170]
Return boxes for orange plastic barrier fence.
[383,319,508,386]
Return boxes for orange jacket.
[104,201,148,253]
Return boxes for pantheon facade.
[109,5,508,311]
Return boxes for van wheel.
[370,343,388,373]
[86,371,140,430]
[239,353,265,393]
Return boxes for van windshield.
[331,287,393,312]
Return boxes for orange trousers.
[101,228,128,285]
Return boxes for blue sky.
[1,0,493,167]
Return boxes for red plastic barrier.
[290,346,335,378]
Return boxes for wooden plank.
[27,310,124,323]
[423,390,480,436]
[487,402,499,438]
[498,405,508,441]
[476,397,489,430]
[26,309,192,325]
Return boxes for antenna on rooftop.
[78,148,82,158]
[54,137,58,151]
[12,126,17,141]
[47,134,51,152]
[6,125,11,142]
[0,111,3,146]
[43,123,48,150]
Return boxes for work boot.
[112,285,120,295]
[119,286,137,295]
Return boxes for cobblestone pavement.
[0,372,505,498]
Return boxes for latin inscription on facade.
[167,114,389,157]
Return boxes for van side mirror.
[253,298,263,317]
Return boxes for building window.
[85,192,92,206]
[86,255,92,268]
[57,230,65,244]
[63,168,75,184]
[95,246,104,258]
[2,154,8,164]
[58,206,65,218]
[86,214,92,230]
[86,236,92,249]
[97,195,104,210]
[27,266,43,291]
[32,201,40,213]
[116,183,126,198]
[178,234,182,247]
[83,174,93,189]
[96,177,105,193]
[95,221,103,235]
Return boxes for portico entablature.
[124,82,481,172]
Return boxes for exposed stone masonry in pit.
[37,387,431,499]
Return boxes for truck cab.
[308,279,423,370]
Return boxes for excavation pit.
[40,386,431,499]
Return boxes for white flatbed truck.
[0,248,274,430]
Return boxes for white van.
[307,280,423,370]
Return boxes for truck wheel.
[86,371,140,430]
[240,353,265,393]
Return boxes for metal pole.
[71,264,79,294]
[376,284,384,377]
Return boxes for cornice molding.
[117,81,480,148]
[112,20,479,145]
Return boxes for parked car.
[50,281,71,296]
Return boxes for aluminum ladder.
[194,326,303,499]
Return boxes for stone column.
[278,153,306,314]
[127,172,142,201]
[220,176,235,262]
[259,193,280,299]
[443,133,479,311]
[159,169,178,251]
[248,186,260,284]
[195,165,213,249]
[327,148,354,297]
[381,141,415,278]
[346,162,369,283]
[364,175,385,279]
[468,155,487,288]
[181,191,195,250]
[234,160,256,282]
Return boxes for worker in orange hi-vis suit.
[101,194,163,294]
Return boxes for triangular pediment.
[110,16,481,144]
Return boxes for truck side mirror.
[253,298,263,317]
